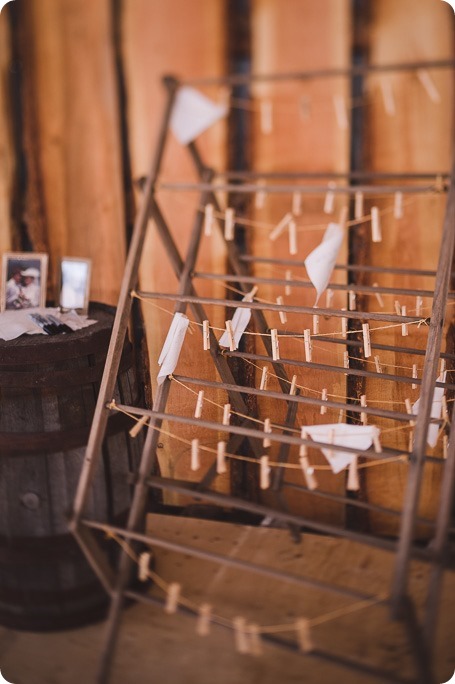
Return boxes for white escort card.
[303,423,379,473]
[412,372,446,448]
[218,306,251,350]
[304,222,344,304]
[157,312,190,385]
[170,86,228,146]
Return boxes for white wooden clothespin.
[394,191,404,219]
[299,456,318,490]
[222,403,231,426]
[360,395,367,425]
[417,69,441,104]
[401,305,408,337]
[288,219,298,255]
[373,429,382,453]
[338,409,345,423]
[349,290,356,311]
[372,283,384,308]
[295,618,314,653]
[362,323,371,358]
[333,94,349,130]
[224,207,235,241]
[263,418,272,447]
[197,603,212,636]
[292,192,302,216]
[260,99,273,134]
[129,414,148,438]
[405,398,416,427]
[416,296,423,318]
[341,308,348,339]
[394,300,402,316]
[191,438,200,471]
[443,434,449,459]
[225,320,236,351]
[204,203,214,236]
[326,288,334,308]
[255,181,266,209]
[276,295,287,324]
[323,182,336,214]
[248,624,263,657]
[269,212,293,241]
[138,552,151,582]
[412,364,418,390]
[217,441,227,474]
[344,351,350,372]
[304,329,312,362]
[354,191,364,221]
[290,375,298,396]
[202,320,210,350]
[320,388,328,415]
[233,616,250,654]
[260,366,268,390]
[271,329,280,360]
[285,269,292,296]
[195,390,204,418]
[381,78,396,116]
[442,395,449,422]
[164,582,181,614]
[338,205,348,231]
[313,314,320,335]
[374,355,382,374]
[347,455,360,491]
[440,358,446,376]
[260,455,271,489]
[371,207,382,242]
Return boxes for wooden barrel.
[0,303,145,631]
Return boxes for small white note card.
[304,222,344,304]
[304,423,378,473]
[219,307,251,350]
[412,372,446,447]
[157,312,190,385]
[170,86,228,145]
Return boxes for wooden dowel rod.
[158,181,441,195]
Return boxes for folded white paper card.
[218,306,251,350]
[0,307,96,341]
[304,222,344,304]
[304,423,378,473]
[170,86,228,146]
[157,312,190,385]
[412,372,446,447]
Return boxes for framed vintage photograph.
[58,257,92,314]
[1,252,48,312]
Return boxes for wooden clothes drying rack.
[70,62,455,684]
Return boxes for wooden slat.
[0,7,15,253]
[251,0,351,525]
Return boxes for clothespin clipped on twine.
[326,288,334,309]
[164,582,181,614]
[217,441,227,474]
[285,269,292,296]
[260,456,270,490]
[313,314,320,335]
[304,329,312,362]
[271,329,280,360]
[224,207,235,241]
[233,616,250,654]
[343,351,350,373]
[401,306,408,337]
[360,395,368,425]
[129,414,148,438]
[248,624,263,657]
[191,438,200,471]
[277,295,287,324]
[373,428,382,453]
[255,180,266,209]
[225,320,236,351]
[222,403,231,426]
[412,364,418,389]
[362,323,371,358]
[394,191,403,219]
[320,388,328,415]
[260,366,268,390]
[354,191,364,221]
[371,207,382,243]
[197,603,212,636]
[288,219,298,255]
[416,296,423,317]
[292,192,302,216]
[194,390,204,418]
[204,203,214,236]
[349,290,356,311]
[374,355,382,374]
[138,552,151,582]
[347,456,360,491]
[341,309,348,338]
[289,375,298,396]
[263,418,272,447]
[405,398,416,427]
[323,182,336,214]
[202,320,210,350]
[295,618,314,653]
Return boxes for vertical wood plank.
[0,8,15,253]
[251,0,351,524]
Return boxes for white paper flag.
[304,222,344,304]
[219,306,251,350]
[304,423,378,474]
[170,86,228,146]
[157,312,190,385]
[412,372,446,447]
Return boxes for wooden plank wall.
[0,11,14,254]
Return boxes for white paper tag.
[218,306,251,350]
[304,222,344,304]
[170,86,228,146]
[157,312,190,385]
[412,372,446,447]
[304,423,378,473]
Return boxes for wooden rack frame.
[70,63,455,684]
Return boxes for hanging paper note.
[304,423,378,473]
[157,312,190,385]
[304,222,344,304]
[412,372,446,447]
[218,293,252,349]
[170,86,228,146]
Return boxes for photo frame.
[1,252,48,312]
[58,257,92,314]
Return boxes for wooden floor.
[0,514,454,684]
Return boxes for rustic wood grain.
[0,8,14,253]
